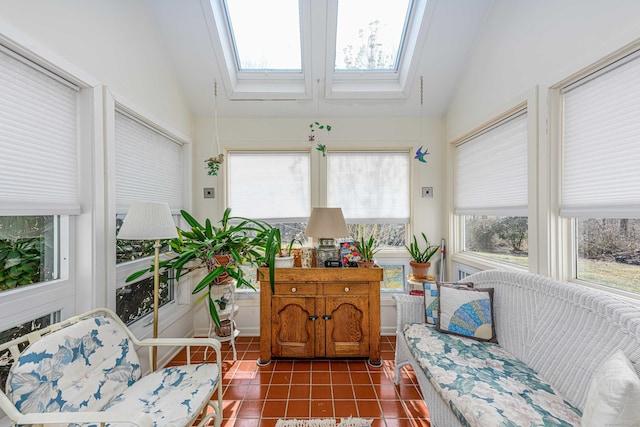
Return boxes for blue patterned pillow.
[436,284,497,343]
[423,281,473,325]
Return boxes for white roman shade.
[115,111,183,214]
[227,151,310,221]
[327,151,410,223]
[561,52,640,218]
[0,47,79,215]
[455,111,528,216]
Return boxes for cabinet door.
[324,296,369,358]
[271,296,316,358]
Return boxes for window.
[327,151,410,291]
[561,51,640,295]
[207,0,431,99]
[335,0,412,71]
[224,0,301,71]
[0,310,60,393]
[455,110,529,267]
[0,45,78,328]
[327,151,409,248]
[114,110,186,324]
[227,150,311,291]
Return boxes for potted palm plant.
[126,207,274,327]
[405,232,439,279]
[355,235,379,268]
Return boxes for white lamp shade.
[117,201,178,240]
[304,207,349,238]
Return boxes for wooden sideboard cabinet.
[258,267,383,366]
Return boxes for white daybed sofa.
[394,269,640,427]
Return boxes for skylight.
[224,0,302,71]
[335,0,412,72]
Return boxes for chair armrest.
[140,337,222,352]
[393,294,425,332]
[17,410,153,426]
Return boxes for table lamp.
[304,207,349,267]
[117,201,178,370]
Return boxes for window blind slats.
[0,48,79,215]
[115,112,183,215]
[562,53,640,218]
[455,112,528,216]
[327,151,410,222]
[227,151,310,220]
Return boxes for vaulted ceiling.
[145,0,491,118]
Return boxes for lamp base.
[316,238,339,268]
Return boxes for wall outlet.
[203,187,215,199]
[422,187,433,198]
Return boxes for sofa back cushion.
[7,314,141,413]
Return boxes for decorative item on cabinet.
[304,207,349,267]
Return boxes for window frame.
[104,91,193,338]
[448,92,539,277]
[549,43,640,303]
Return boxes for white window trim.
[104,90,193,339]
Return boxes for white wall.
[0,0,195,342]
[191,115,445,335]
[446,0,640,140]
[0,0,192,135]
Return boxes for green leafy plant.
[278,238,302,257]
[0,237,43,291]
[126,208,275,327]
[405,232,439,263]
[355,235,379,262]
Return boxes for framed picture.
[339,240,360,266]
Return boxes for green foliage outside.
[0,216,53,292]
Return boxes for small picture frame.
[339,240,360,266]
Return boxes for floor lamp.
[117,201,178,370]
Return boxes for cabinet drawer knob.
[291,287,297,293]
[344,287,350,292]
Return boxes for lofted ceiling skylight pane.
[335,0,412,72]
[224,0,302,71]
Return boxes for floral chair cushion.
[7,315,141,414]
[101,363,220,427]
[403,322,582,427]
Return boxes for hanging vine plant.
[205,154,224,176]
[308,121,332,156]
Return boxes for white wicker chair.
[0,308,222,427]
[394,269,640,427]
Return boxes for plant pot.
[212,254,234,284]
[274,255,295,268]
[357,260,375,268]
[410,261,431,279]
[215,319,232,337]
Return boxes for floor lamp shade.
[117,201,177,371]
[117,202,178,240]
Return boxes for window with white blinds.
[115,111,184,215]
[561,52,640,218]
[0,47,79,215]
[227,151,310,221]
[455,111,528,216]
[327,151,410,223]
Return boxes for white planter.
[274,255,295,268]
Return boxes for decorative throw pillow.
[423,281,473,325]
[582,349,640,427]
[436,284,497,343]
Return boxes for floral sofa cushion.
[7,315,141,414]
[403,322,582,427]
[100,363,220,427]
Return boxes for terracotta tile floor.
[170,335,430,427]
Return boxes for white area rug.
[275,418,372,427]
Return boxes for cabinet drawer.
[323,283,369,295]
[273,283,317,295]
